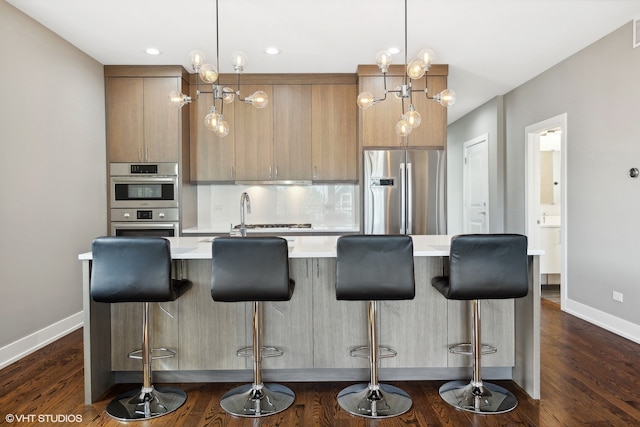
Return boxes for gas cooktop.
[232,223,312,230]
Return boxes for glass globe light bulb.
[204,110,221,131]
[375,50,393,72]
[214,120,230,137]
[417,48,436,70]
[188,50,205,70]
[222,87,235,104]
[169,90,190,108]
[357,91,375,109]
[395,116,412,137]
[435,89,456,107]
[407,59,426,79]
[250,90,269,109]
[405,106,421,128]
[231,51,248,72]
[199,63,219,84]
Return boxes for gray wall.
[0,2,106,350]
[452,20,640,334]
[447,96,505,234]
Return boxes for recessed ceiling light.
[388,47,401,55]
[265,47,281,55]
[145,47,162,55]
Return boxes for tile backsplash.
[196,184,360,231]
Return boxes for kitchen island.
[79,235,541,404]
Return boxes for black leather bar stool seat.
[90,236,192,421]
[211,236,295,417]
[432,233,528,414]
[335,234,415,418]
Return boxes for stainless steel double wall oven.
[109,163,179,237]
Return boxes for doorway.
[525,114,567,309]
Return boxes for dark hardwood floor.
[1,299,639,426]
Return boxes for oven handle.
[110,176,176,184]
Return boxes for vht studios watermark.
[5,413,83,423]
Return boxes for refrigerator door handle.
[400,162,406,233]
[407,162,413,234]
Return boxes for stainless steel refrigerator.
[363,149,446,235]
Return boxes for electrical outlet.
[612,291,624,302]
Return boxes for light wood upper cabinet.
[409,75,446,148]
[273,85,312,181]
[143,78,181,161]
[358,64,448,148]
[190,86,236,181]
[234,84,274,181]
[106,77,144,162]
[359,75,405,148]
[189,74,358,182]
[311,84,357,181]
[106,76,181,162]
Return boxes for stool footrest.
[128,347,177,360]
[349,345,397,359]
[236,346,284,358]
[448,343,497,355]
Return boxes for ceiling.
[7,0,640,123]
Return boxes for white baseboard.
[564,298,640,344]
[0,311,83,370]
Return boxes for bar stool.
[211,236,295,417]
[90,236,192,421]
[432,233,528,414]
[335,234,415,418]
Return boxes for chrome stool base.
[105,386,187,421]
[337,383,412,418]
[438,380,517,414]
[219,383,295,418]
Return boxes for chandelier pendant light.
[169,0,269,137]
[357,0,456,138]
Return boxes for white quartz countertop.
[181,225,360,234]
[79,235,543,260]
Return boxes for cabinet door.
[190,86,236,181]
[312,258,368,368]
[360,75,405,147]
[143,77,181,162]
[106,77,144,162]
[261,259,314,369]
[312,85,358,181]
[379,257,448,368]
[408,75,446,148]
[178,260,247,370]
[446,299,515,367]
[234,84,274,180]
[273,85,312,180]
[360,75,447,148]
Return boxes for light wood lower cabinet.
[110,257,516,371]
[379,257,448,368]
[311,258,368,368]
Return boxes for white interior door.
[463,135,489,233]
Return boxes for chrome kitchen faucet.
[240,192,251,237]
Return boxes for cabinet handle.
[313,166,318,180]
[269,166,272,179]
[145,147,149,161]
[275,166,278,178]
[138,147,143,162]
[316,259,320,278]
[306,259,310,279]
[230,166,235,179]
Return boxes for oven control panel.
[110,208,179,222]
